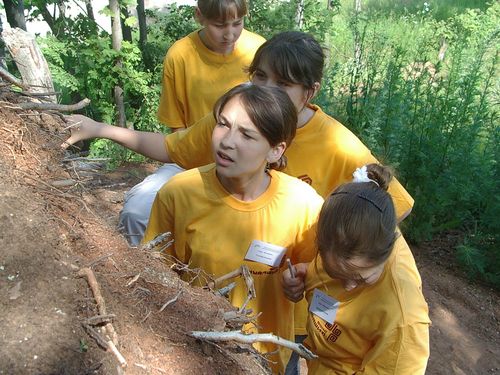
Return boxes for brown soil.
[0,92,498,375]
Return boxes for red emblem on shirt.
[297,174,312,185]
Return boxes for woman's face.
[321,251,386,292]
[211,95,284,184]
[197,5,244,54]
[251,59,310,112]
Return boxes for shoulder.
[272,171,324,205]
[165,30,199,59]
[161,166,207,192]
[302,105,372,159]
[385,236,430,322]
[236,29,266,50]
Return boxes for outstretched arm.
[62,115,172,163]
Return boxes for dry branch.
[17,98,90,111]
[190,330,318,360]
[77,267,118,344]
[140,232,173,251]
[0,66,29,89]
[159,290,183,312]
[78,267,127,367]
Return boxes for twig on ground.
[190,330,318,360]
[78,267,127,368]
[126,273,141,287]
[140,232,173,252]
[215,281,236,297]
[77,267,118,345]
[14,98,90,111]
[159,290,183,312]
[0,66,29,89]
[85,252,115,268]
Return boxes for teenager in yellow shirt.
[157,0,265,130]
[282,164,430,374]
[62,31,415,373]
[144,83,324,373]
[120,0,265,245]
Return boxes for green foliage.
[317,2,499,287]
[141,5,197,70]
[246,0,339,40]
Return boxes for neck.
[217,170,271,201]
[297,104,315,128]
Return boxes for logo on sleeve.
[298,174,312,185]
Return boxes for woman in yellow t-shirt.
[122,0,265,245]
[282,164,430,374]
[144,83,324,374]
[158,0,265,130]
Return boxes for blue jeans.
[284,335,307,375]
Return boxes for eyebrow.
[218,113,259,134]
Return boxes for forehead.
[322,251,375,275]
[208,4,241,22]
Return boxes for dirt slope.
[0,93,498,375]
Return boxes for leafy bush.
[317,2,499,286]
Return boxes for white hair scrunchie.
[352,165,380,187]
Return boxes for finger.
[61,136,77,149]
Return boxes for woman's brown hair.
[197,0,247,21]
[316,164,397,265]
[213,83,297,171]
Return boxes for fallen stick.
[159,290,183,312]
[0,66,29,89]
[140,232,173,251]
[17,98,90,111]
[190,330,318,360]
[77,267,118,345]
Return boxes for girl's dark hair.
[248,31,325,90]
[198,0,247,21]
[213,83,297,171]
[316,164,397,266]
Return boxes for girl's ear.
[267,141,287,164]
[195,7,204,24]
[307,82,321,102]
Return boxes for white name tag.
[309,288,339,324]
[244,240,287,267]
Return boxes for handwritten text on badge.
[309,288,339,324]
[244,240,287,267]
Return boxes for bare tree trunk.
[2,28,56,101]
[84,0,96,22]
[0,14,6,69]
[3,0,27,31]
[295,0,305,29]
[109,0,127,128]
[120,5,133,42]
[137,0,147,47]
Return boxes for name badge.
[244,240,287,267]
[309,288,339,324]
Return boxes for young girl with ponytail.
[283,164,430,374]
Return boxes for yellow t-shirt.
[304,235,431,374]
[157,29,265,128]
[143,164,324,373]
[164,105,416,336]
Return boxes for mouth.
[215,150,234,166]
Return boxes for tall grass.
[340,0,491,20]
[315,3,499,286]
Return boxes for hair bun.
[365,163,393,191]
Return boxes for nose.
[223,26,235,41]
[219,129,236,149]
[343,279,358,291]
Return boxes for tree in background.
[3,0,27,30]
